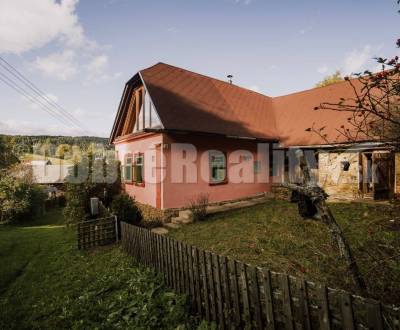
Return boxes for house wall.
[114,133,163,208]
[318,151,360,200]
[162,134,272,209]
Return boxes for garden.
[0,209,209,329]
[168,199,400,306]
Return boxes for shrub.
[63,154,121,225]
[63,182,87,225]
[111,193,142,225]
[0,173,46,223]
[27,185,47,217]
[139,219,163,229]
[188,193,209,222]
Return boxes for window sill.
[209,180,228,186]
[125,182,145,187]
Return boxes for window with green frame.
[134,153,144,183]
[209,151,227,184]
[253,160,261,174]
[124,155,133,182]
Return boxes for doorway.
[360,152,394,200]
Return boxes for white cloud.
[0,0,118,84]
[343,45,372,74]
[299,26,312,35]
[86,55,108,76]
[317,64,329,74]
[84,55,121,84]
[234,0,252,5]
[0,0,84,54]
[33,50,78,80]
[25,93,59,110]
[167,27,179,33]
[46,93,59,103]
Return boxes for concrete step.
[180,217,193,224]
[171,216,193,225]
[164,222,181,229]
[171,217,183,224]
[179,210,192,220]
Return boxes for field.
[21,153,73,165]
[168,199,400,305]
[0,209,203,330]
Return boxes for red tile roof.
[140,63,278,140]
[111,62,361,146]
[273,80,363,146]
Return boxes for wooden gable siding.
[119,86,144,137]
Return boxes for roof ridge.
[141,62,273,99]
[273,77,357,99]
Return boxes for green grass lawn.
[168,199,400,305]
[0,209,202,330]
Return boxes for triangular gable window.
[132,88,162,133]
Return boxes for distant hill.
[1,135,110,150]
[1,135,113,159]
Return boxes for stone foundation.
[271,184,292,201]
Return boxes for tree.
[311,40,400,146]
[283,151,367,295]
[299,30,400,296]
[55,144,72,159]
[0,136,18,170]
[315,70,344,88]
[63,150,121,225]
[0,165,46,223]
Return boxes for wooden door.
[373,152,394,200]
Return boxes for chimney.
[227,74,233,84]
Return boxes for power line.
[0,72,72,127]
[0,56,85,128]
[0,60,83,128]
[0,56,89,133]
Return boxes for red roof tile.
[273,80,363,146]
[140,63,278,140]
[111,63,363,146]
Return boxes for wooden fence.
[121,222,399,330]
[77,216,118,250]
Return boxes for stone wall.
[318,152,360,200]
[136,202,173,223]
[271,184,292,201]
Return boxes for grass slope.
[169,200,400,305]
[0,210,199,330]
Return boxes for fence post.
[262,269,275,329]
[281,274,294,330]
[114,215,119,242]
[341,292,355,330]
[317,284,331,330]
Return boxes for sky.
[0,0,398,138]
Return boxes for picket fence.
[121,222,399,329]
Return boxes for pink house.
[110,63,400,209]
